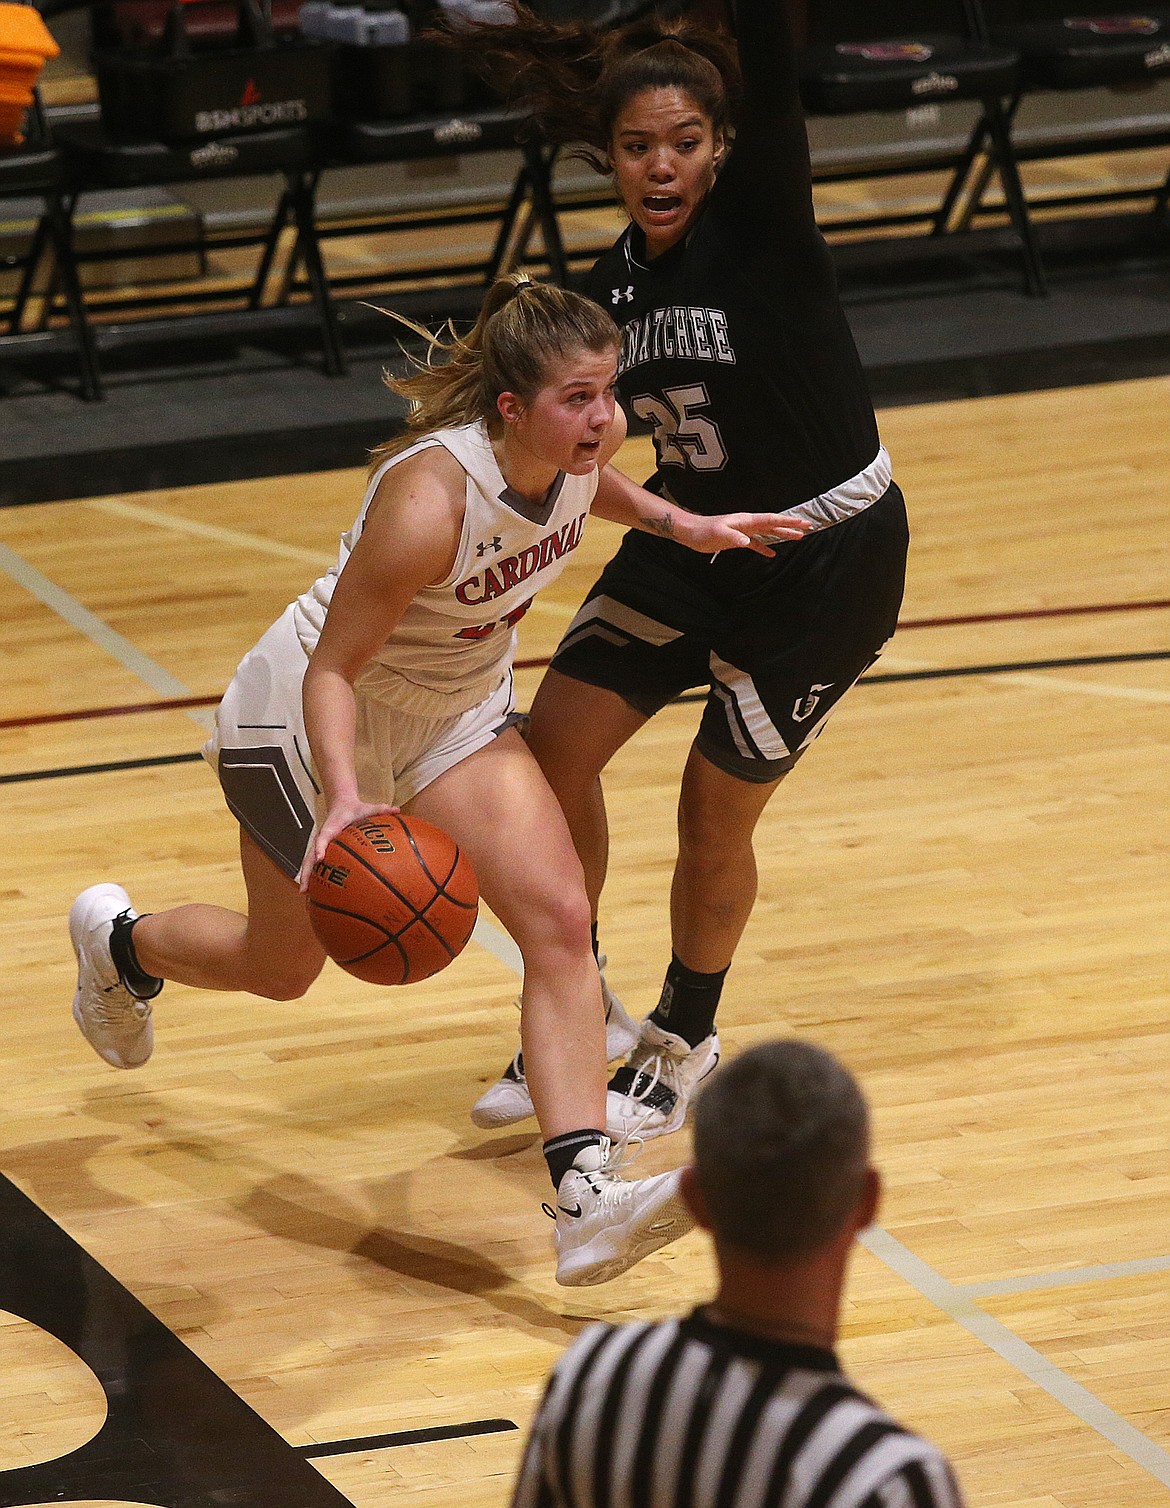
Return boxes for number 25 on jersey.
[630,383,728,473]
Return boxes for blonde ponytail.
[369,273,618,470]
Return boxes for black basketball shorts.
[551,482,909,783]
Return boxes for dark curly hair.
[450,4,741,171]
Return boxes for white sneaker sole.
[556,1181,695,1287]
[69,993,152,1070]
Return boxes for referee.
[510,1041,966,1508]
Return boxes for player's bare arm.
[591,456,811,555]
[300,449,466,880]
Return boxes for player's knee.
[551,887,594,956]
[678,801,748,866]
[252,952,324,1000]
[518,882,593,962]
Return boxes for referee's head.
[686,1040,879,1265]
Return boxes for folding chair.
[966,2,1170,231]
[309,109,570,301]
[798,0,1047,293]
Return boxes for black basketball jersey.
[585,0,881,517]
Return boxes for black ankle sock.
[543,1128,605,1191]
[590,922,600,963]
[648,954,727,1047]
[109,913,164,1001]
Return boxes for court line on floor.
[897,598,1170,630]
[0,751,204,785]
[5,646,1169,735]
[0,542,196,705]
[986,670,1170,705]
[0,692,218,731]
[0,541,215,733]
[84,497,335,565]
[298,1418,518,1458]
[861,1227,1170,1486]
[78,497,565,616]
[956,1253,1170,1298]
[863,649,1170,686]
[473,914,524,976]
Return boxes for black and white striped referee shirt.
[511,1310,965,1508]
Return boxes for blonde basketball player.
[67,274,809,1286]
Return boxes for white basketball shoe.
[70,883,155,1069]
[606,1020,721,1141]
[471,960,639,1129]
[550,1137,695,1286]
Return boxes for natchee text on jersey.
[618,305,737,374]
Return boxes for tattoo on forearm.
[639,510,676,538]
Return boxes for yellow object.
[0,3,60,145]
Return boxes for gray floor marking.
[995,670,1170,705]
[957,1253,1170,1298]
[472,916,525,978]
[85,497,333,566]
[0,542,214,731]
[861,1226,1170,1485]
[80,499,575,619]
[869,654,1170,705]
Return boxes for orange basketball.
[306,814,479,985]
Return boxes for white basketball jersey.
[293,420,597,715]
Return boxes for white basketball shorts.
[202,605,519,877]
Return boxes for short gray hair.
[692,1040,870,1262]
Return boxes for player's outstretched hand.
[680,510,812,557]
[298,798,400,891]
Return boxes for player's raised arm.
[713,0,819,250]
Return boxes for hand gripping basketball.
[307,814,479,986]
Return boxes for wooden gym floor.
[1,378,1169,1506]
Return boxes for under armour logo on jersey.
[612,285,635,304]
[792,683,834,722]
[476,536,503,556]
